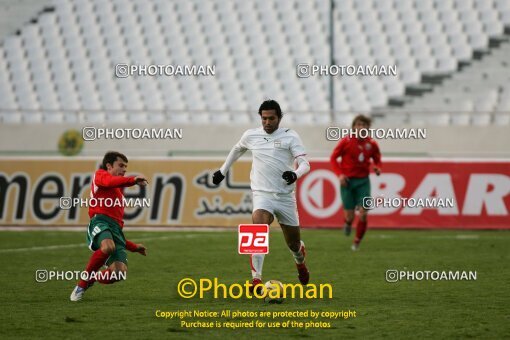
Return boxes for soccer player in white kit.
[212,100,311,291]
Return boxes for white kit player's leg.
[249,255,264,294]
[278,195,309,285]
[281,224,310,285]
[290,240,305,264]
[250,254,265,280]
[249,201,274,293]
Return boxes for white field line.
[0,226,233,232]
[376,234,480,240]
[0,234,223,253]
[0,231,486,253]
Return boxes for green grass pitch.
[0,228,508,339]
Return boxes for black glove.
[282,171,297,185]
[212,170,225,185]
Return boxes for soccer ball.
[264,280,285,304]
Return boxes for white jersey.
[220,127,308,194]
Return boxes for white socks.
[250,254,265,280]
[250,241,305,279]
[290,240,305,264]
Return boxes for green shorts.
[340,177,371,210]
[87,214,127,265]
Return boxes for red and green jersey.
[330,136,382,178]
[88,169,136,227]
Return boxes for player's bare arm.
[128,241,147,256]
[134,175,148,186]
[339,174,349,187]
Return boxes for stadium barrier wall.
[1,124,510,158]
[0,158,508,229]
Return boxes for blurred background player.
[212,100,311,291]
[70,151,148,301]
[330,115,382,251]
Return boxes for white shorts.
[252,191,299,226]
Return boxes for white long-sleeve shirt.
[220,127,310,194]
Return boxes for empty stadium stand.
[0,0,509,125]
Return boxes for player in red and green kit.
[70,151,148,301]
[330,115,382,251]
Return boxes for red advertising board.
[297,159,510,229]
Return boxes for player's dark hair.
[352,114,372,128]
[100,151,128,170]
[258,99,283,118]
